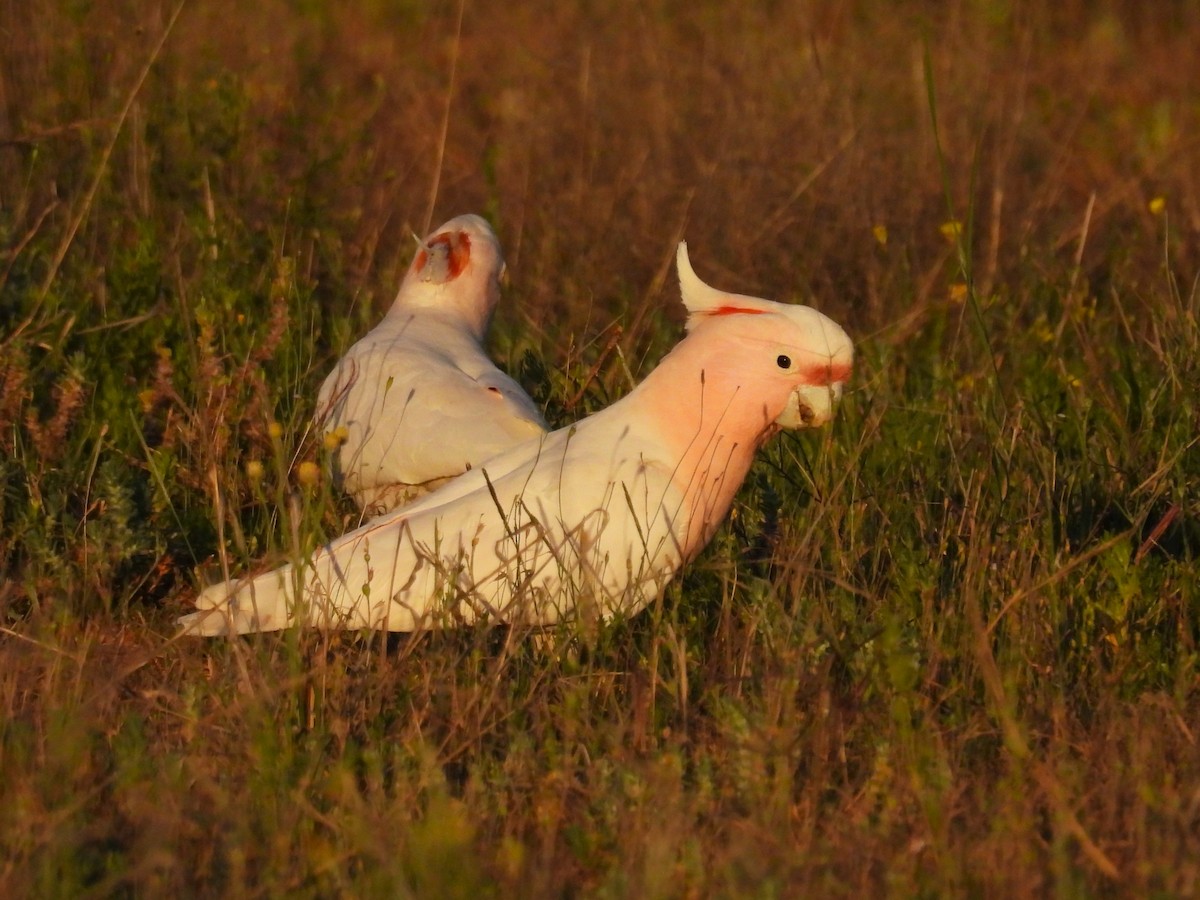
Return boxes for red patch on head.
[427,231,472,279]
[413,248,429,272]
[802,361,853,385]
[708,305,768,317]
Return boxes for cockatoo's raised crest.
[677,241,781,327]
[184,242,853,636]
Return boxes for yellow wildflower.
[295,461,321,487]
[939,220,962,242]
[323,426,350,451]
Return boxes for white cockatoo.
[316,213,548,513]
[181,243,854,635]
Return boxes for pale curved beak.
[777,382,845,429]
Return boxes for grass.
[1,0,1198,895]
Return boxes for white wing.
[183,410,687,635]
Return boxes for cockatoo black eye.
[776,354,792,370]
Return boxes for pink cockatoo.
[181,243,853,635]
[316,214,548,513]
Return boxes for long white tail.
[177,565,300,636]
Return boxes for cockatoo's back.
[315,214,548,513]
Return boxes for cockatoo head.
[392,214,506,338]
[675,242,853,433]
